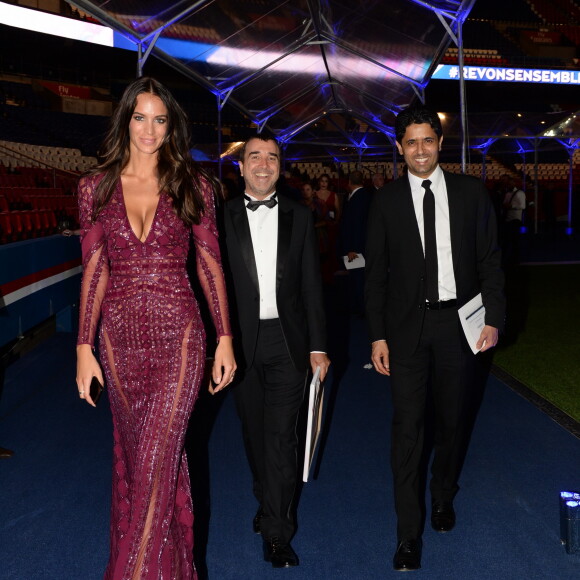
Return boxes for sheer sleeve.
[77,175,110,347]
[192,179,232,340]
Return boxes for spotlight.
[560,491,580,554]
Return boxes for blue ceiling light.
[472,138,497,151]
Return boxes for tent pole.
[137,44,143,77]
[216,95,222,182]
[534,138,539,234]
[457,21,468,174]
[521,151,526,193]
[568,148,574,235]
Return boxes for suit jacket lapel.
[230,196,259,293]
[399,178,424,262]
[276,195,293,294]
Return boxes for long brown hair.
[88,76,216,225]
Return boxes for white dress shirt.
[245,192,279,319]
[503,188,526,222]
[408,166,457,301]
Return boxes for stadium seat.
[16,210,33,239]
[0,212,14,243]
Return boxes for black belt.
[425,299,457,310]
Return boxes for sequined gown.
[77,175,231,580]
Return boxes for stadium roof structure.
[439,110,580,157]
[69,0,478,158]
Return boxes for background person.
[501,174,526,268]
[315,172,341,284]
[75,77,235,580]
[338,170,372,316]
[371,171,386,191]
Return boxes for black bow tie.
[245,194,278,211]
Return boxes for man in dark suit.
[372,171,386,191]
[365,106,504,571]
[222,134,331,568]
[338,170,372,315]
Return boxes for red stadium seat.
[0,212,14,243]
[48,209,58,232]
[43,209,58,234]
[30,210,44,237]
[8,211,23,241]
[14,210,33,239]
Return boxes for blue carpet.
[1,322,579,579]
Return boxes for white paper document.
[303,366,324,483]
[342,254,365,270]
[458,293,486,354]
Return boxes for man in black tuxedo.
[365,106,504,571]
[338,170,372,315]
[222,134,330,568]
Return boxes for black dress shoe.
[393,538,422,571]
[253,507,264,534]
[263,537,299,568]
[431,500,456,532]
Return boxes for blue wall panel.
[0,236,81,347]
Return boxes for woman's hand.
[76,344,104,407]
[210,336,237,394]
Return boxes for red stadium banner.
[38,81,91,100]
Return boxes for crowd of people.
[74,76,505,578]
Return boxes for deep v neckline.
[119,178,162,245]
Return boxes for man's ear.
[396,141,403,155]
[238,160,244,177]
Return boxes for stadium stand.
[0,0,579,244]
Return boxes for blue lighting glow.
[472,138,497,151]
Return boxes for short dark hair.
[395,105,442,143]
[349,170,364,186]
[238,132,280,162]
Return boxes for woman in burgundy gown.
[75,77,236,580]
[315,173,341,284]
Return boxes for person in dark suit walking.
[222,134,331,568]
[365,106,504,571]
[338,170,372,316]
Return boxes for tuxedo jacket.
[365,170,505,358]
[222,194,327,371]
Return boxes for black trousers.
[389,307,475,540]
[234,319,307,543]
[501,219,522,268]
[347,267,365,316]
